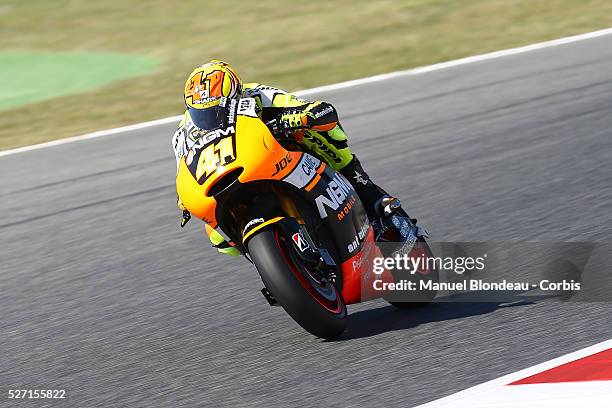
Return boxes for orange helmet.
[184,60,242,130]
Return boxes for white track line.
[416,338,612,407]
[297,27,612,96]
[0,115,183,157]
[2,27,611,158]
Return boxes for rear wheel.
[247,228,347,339]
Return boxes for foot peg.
[375,196,402,217]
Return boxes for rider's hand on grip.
[266,118,293,140]
[279,111,310,131]
[266,118,282,135]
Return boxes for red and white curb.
[417,339,612,407]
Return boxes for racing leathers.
[172,83,390,256]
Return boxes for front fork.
[273,217,338,282]
[254,187,339,305]
[272,186,337,278]
[258,217,339,307]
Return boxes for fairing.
[175,99,386,304]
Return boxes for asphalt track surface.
[2,35,612,407]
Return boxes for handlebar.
[265,118,291,139]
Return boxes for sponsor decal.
[353,170,369,186]
[193,126,236,149]
[272,153,293,176]
[301,155,318,176]
[347,220,370,254]
[292,231,310,252]
[337,195,357,221]
[315,173,353,218]
[198,88,209,99]
[172,131,180,150]
[237,98,257,117]
[243,217,265,235]
[282,154,321,189]
[391,215,412,240]
[227,98,237,124]
[194,95,218,104]
[351,233,375,273]
[313,106,334,119]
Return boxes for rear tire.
[247,228,347,339]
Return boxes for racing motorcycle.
[175,98,438,339]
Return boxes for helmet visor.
[188,105,226,131]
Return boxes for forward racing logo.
[315,174,353,218]
[353,170,368,186]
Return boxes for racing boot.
[339,155,390,218]
[339,155,415,242]
[374,196,403,217]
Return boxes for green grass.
[0,0,610,150]
[0,52,158,111]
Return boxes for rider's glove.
[279,111,311,131]
[278,102,338,134]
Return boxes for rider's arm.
[296,101,339,132]
[244,83,339,131]
[172,111,190,171]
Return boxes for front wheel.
[247,228,347,339]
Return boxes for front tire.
[247,228,347,339]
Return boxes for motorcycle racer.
[172,60,402,256]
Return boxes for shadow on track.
[337,290,554,341]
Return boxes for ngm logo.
[193,126,236,148]
[315,174,353,218]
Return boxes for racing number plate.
[187,127,237,184]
